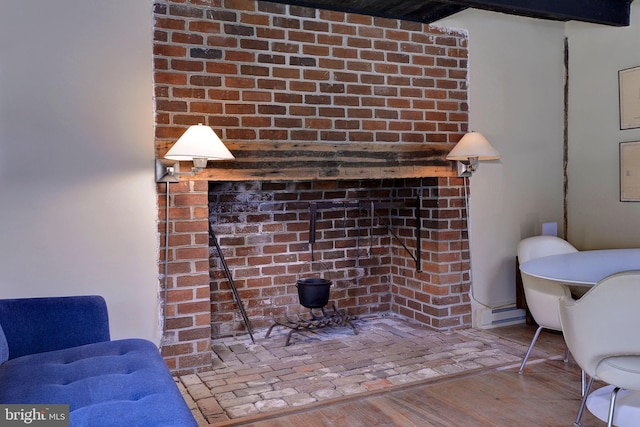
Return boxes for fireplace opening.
[208,177,470,342]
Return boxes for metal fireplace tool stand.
[210,224,255,343]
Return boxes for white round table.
[586,386,640,427]
[519,248,640,286]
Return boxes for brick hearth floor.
[174,315,536,426]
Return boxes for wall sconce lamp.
[156,123,235,183]
[446,132,501,177]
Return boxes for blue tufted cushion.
[0,296,110,360]
[0,323,8,364]
[0,338,197,427]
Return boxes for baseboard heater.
[480,306,526,328]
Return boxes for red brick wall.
[392,177,471,329]
[153,0,469,373]
[158,180,212,374]
[153,0,468,148]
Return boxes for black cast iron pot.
[296,278,331,308]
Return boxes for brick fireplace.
[154,0,470,374]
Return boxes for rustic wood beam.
[452,0,632,27]
[265,0,467,23]
[156,142,456,181]
[266,0,633,26]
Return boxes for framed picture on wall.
[620,141,640,201]
[619,66,640,130]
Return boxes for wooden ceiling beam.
[265,0,468,23]
[451,0,633,27]
[265,0,633,26]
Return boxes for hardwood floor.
[216,324,607,426]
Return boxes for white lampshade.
[446,132,501,161]
[164,124,235,162]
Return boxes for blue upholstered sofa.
[0,295,197,426]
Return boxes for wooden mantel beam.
[156,141,457,181]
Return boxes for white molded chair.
[559,270,640,427]
[517,235,578,265]
[517,235,577,374]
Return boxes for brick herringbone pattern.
[176,316,535,425]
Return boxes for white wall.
[566,6,640,250]
[0,1,160,342]
[436,11,566,323]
